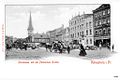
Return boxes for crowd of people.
[6,40,87,56]
[45,41,87,56]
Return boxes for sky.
[6,4,101,38]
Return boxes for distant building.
[5,36,13,46]
[46,25,64,43]
[32,33,50,43]
[46,30,56,43]
[62,27,70,45]
[55,25,64,41]
[93,4,110,47]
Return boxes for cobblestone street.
[6,47,113,60]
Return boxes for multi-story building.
[55,25,64,41]
[93,4,110,47]
[69,13,94,47]
[46,30,56,43]
[69,14,83,44]
[84,14,94,46]
[46,25,64,43]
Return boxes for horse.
[45,43,52,52]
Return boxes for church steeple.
[27,11,34,36]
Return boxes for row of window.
[34,39,49,42]
[70,21,92,32]
[71,31,84,38]
[86,29,92,35]
[70,28,93,38]
[70,24,84,32]
[94,9,110,18]
[86,38,93,44]
[95,28,110,36]
[95,18,110,26]
[69,17,84,26]
[86,22,92,28]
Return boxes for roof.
[93,4,110,13]
[33,33,47,38]
[84,14,93,18]
[70,14,93,21]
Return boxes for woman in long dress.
[79,44,87,56]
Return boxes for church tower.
[27,12,34,37]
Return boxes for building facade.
[84,14,94,46]
[46,30,56,43]
[69,14,84,44]
[32,33,50,43]
[93,4,110,47]
[69,13,94,47]
[46,25,64,43]
[55,25,64,41]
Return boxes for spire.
[27,11,34,31]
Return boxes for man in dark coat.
[67,45,70,54]
[79,44,87,56]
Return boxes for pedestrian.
[59,44,63,54]
[112,44,114,52]
[79,44,87,56]
[67,45,70,54]
[24,43,27,50]
[45,43,48,51]
[99,42,102,50]
[107,43,110,49]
